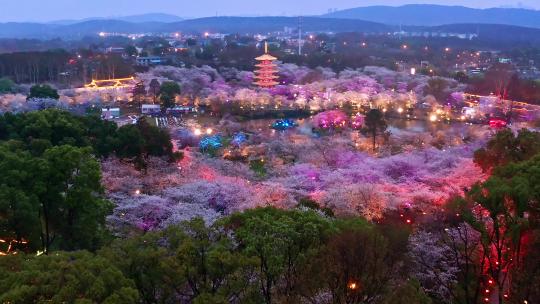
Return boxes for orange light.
[348,282,358,290]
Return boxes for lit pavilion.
[254,42,279,88]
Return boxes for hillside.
[0,17,391,39]
[50,13,184,25]
[324,5,540,29]
[1,15,540,46]
[163,16,390,34]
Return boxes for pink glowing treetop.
[312,110,349,130]
[350,113,365,129]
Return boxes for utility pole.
[298,16,303,55]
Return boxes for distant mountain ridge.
[323,4,540,29]
[1,13,540,46]
[49,13,184,25]
[0,17,391,39]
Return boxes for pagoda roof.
[254,75,279,79]
[255,54,277,61]
[254,81,279,87]
[255,63,278,68]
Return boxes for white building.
[141,104,161,115]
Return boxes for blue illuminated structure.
[271,119,298,130]
[199,135,223,152]
[232,132,248,146]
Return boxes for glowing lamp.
[429,114,437,122]
[206,128,213,135]
[348,282,358,290]
[397,107,404,113]
[194,128,202,136]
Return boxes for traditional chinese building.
[254,42,279,88]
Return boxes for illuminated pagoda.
[254,42,279,88]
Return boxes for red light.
[406,219,412,224]
[489,118,507,129]
[488,279,494,284]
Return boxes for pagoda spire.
[254,41,279,88]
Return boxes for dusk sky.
[1,0,539,22]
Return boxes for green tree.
[474,128,540,173]
[0,77,15,93]
[27,84,59,100]
[0,111,120,253]
[454,171,532,304]
[362,108,388,151]
[225,207,333,304]
[0,142,112,254]
[424,77,450,102]
[101,218,258,304]
[0,109,88,148]
[0,142,41,253]
[37,145,112,252]
[159,81,181,110]
[135,118,174,159]
[81,113,119,158]
[0,251,139,303]
[308,219,404,304]
[113,119,176,169]
[132,81,147,108]
[149,79,161,103]
[381,279,432,304]
[114,124,145,166]
[125,45,138,57]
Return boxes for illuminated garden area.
[1,50,540,304]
